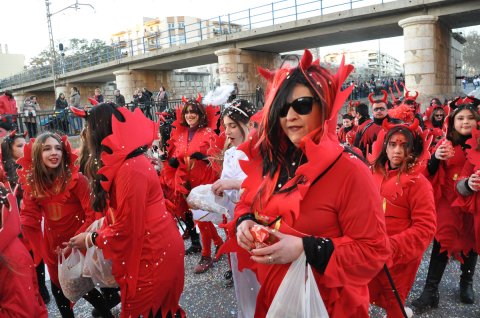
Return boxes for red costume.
[0,94,17,115]
[160,102,223,258]
[337,125,356,143]
[368,124,436,317]
[222,50,390,317]
[429,140,475,258]
[96,107,184,318]
[18,136,95,287]
[0,194,47,318]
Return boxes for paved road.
[43,236,479,318]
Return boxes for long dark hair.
[446,105,480,146]
[1,133,25,188]
[180,100,207,128]
[373,127,423,176]
[84,103,120,212]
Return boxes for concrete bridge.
[3,0,480,107]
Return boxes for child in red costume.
[18,132,113,318]
[160,96,223,273]
[69,104,185,318]
[221,49,390,317]
[368,120,436,317]
[0,192,48,317]
[413,98,480,310]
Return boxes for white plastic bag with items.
[58,248,94,302]
[82,220,118,288]
[266,252,329,318]
[187,184,229,224]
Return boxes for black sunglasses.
[280,96,318,117]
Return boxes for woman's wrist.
[235,213,257,229]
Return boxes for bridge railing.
[0,0,395,90]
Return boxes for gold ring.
[268,255,273,263]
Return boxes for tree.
[27,38,114,69]
[463,31,480,76]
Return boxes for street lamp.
[44,0,95,97]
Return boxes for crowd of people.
[0,48,479,318]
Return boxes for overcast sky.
[1,0,478,64]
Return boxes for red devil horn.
[8,130,16,139]
[181,96,188,104]
[389,87,398,102]
[23,131,28,138]
[368,92,375,104]
[299,49,313,71]
[88,98,98,106]
[348,100,353,107]
[406,90,418,100]
[409,118,420,132]
[196,93,202,104]
[257,66,275,81]
[381,90,388,103]
[69,106,87,118]
[394,81,402,96]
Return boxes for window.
[168,23,175,29]
[179,22,185,28]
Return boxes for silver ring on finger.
[268,255,273,263]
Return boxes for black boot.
[412,239,448,310]
[36,260,50,304]
[50,282,74,318]
[460,250,477,304]
[184,211,201,255]
[83,288,114,318]
[91,288,121,317]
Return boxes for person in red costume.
[0,192,48,317]
[0,90,18,116]
[337,113,356,143]
[17,132,113,318]
[367,120,436,318]
[221,49,390,317]
[455,124,480,253]
[160,96,223,274]
[68,103,185,318]
[424,98,448,131]
[413,97,480,310]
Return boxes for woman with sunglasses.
[160,96,223,274]
[223,49,389,317]
[413,98,480,310]
[368,121,436,317]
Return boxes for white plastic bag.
[82,220,117,288]
[58,248,94,302]
[187,184,229,224]
[266,252,329,318]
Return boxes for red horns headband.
[401,83,418,101]
[69,106,88,118]
[369,90,388,105]
[181,94,203,105]
[382,118,420,134]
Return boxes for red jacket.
[0,194,47,318]
[337,125,356,143]
[0,95,17,115]
[223,133,390,318]
[369,168,436,316]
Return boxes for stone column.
[215,48,280,95]
[13,93,27,113]
[113,70,134,103]
[398,15,461,105]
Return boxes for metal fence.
[10,93,257,137]
[0,0,395,90]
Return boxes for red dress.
[18,137,95,287]
[0,194,47,318]
[429,141,475,258]
[224,131,390,317]
[96,107,184,318]
[369,167,436,317]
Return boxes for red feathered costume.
[221,50,390,317]
[368,123,436,317]
[0,193,47,318]
[160,100,223,259]
[95,107,184,318]
[18,136,95,287]
[453,128,480,252]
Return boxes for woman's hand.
[468,171,480,191]
[63,232,91,250]
[434,143,450,160]
[236,219,256,251]
[250,229,303,265]
[211,179,241,196]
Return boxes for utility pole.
[44,0,95,98]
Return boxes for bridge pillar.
[13,93,27,113]
[215,48,280,95]
[113,70,134,102]
[399,15,463,104]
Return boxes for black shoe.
[185,244,202,255]
[412,286,439,309]
[91,290,121,317]
[460,280,475,304]
[39,284,51,305]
